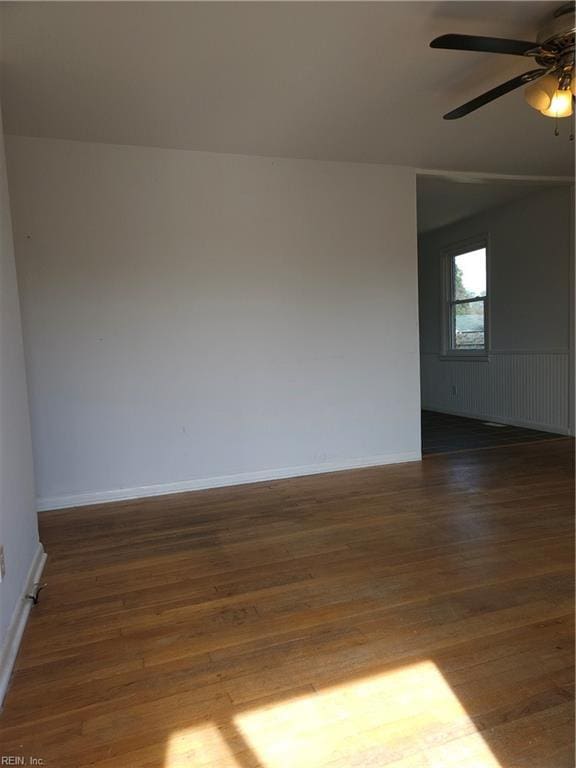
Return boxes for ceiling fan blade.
[430,34,539,56]
[443,69,549,120]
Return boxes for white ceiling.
[1,1,574,175]
[416,175,564,232]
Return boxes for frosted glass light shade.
[540,88,573,118]
[524,74,559,111]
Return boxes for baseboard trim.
[422,405,572,436]
[36,451,422,512]
[0,542,47,706]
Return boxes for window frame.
[441,235,490,360]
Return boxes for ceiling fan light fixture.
[431,3,575,125]
[524,74,559,111]
[539,87,574,117]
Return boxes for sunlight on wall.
[164,661,502,768]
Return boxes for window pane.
[454,300,485,349]
[453,248,486,300]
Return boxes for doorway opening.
[416,173,574,456]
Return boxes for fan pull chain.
[554,120,574,141]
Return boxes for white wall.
[418,185,574,434]
[6,136,421,510]
[0,104,42,698]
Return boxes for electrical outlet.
[0,546,5,582]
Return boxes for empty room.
[0,2,574,767]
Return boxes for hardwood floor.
[421,410,565,455]
[1,439,574,767]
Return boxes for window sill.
[439,353,490,362]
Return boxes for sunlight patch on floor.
[164,721,240,768]
[233,661,502,768]
[163,661,502,768]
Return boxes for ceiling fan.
[430,2,575,123]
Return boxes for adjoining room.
[0,3,574,767]
[417,175,573,454]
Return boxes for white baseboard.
[0,542,47,706]
[422,405,572,436]
[36,451,422,512]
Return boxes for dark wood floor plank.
[422,409,565,455]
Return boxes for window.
[444,242,488,355]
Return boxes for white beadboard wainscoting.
[420,351,572,435]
